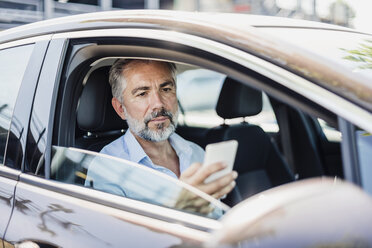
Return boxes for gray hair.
[108,59,177,103]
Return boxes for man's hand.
[180,162,238,199]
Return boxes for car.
[1,9,372,248]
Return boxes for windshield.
[258,28,372,83]
[50,146,227,219]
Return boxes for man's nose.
[149,91,164,109]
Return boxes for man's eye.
[137,92,147,97]
[162,88,172,92]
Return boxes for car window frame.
[338,117,362,186]
[52,30,363,183]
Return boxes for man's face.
[121,61,178,142]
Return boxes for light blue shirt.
[100,130,205,179]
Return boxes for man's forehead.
[124,60,172,74]
[123,61,175,84]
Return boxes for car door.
[0,38,49,247]
[3,37,223,248]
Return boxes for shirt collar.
[123,130,193,169]
[123,130,149,164]
[169,133,193,173]
[169,133,192,157]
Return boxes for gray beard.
[124,107,178,142]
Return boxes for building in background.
[0,0,354,30]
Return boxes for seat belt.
[277,106,298,179]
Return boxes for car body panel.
[208,178,372,247]
[0,167,18,244]
[5,174,207,248]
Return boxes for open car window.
[55,55,343,208]
[50,145,227,219]
[177,68,278,133]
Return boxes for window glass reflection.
[0,44,34,165]
[51,146,227,219]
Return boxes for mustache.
[144,108,173,125]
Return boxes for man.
[88,59,237,201]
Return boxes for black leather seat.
[207,77,294,204]
[271,99,338,179]
[76,66,127,152]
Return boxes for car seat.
[207,77,295,204]
[270,99,340,179]
[75,66,127,152]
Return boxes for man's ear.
[112,98,126,120]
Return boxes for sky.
[276,0,372,34]
[347,0,372,34]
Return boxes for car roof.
[1,10,371,112]
[0,10,360,43]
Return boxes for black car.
[1,10,372,248]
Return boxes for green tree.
[341,40,372,70]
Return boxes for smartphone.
[203,140,238,184]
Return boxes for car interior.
[43,40,343,208]
[54,59,340,207]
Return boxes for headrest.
[77,66,127,132]
[216,77,262,119]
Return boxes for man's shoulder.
[100,134,128,158]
